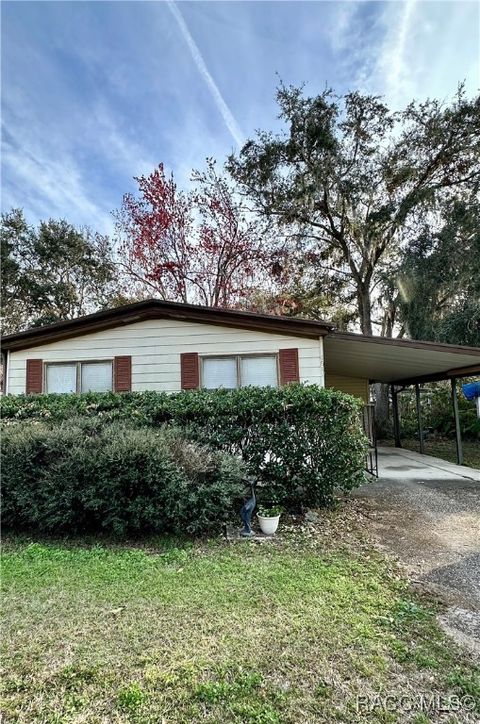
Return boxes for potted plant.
[257,505,282,536]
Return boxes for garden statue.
[240,478,256,537]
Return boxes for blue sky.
[2,0,479,235]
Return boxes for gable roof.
[0,298,334,351]
[2,299,478,386]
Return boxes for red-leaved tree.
[114,159,268,307]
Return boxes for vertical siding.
[7,319,325,394]
[325,373,369,403]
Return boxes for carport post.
[450,377,464,466]
[415,383,425,455]
[391,385,401,448]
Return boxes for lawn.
[381,438,480,470]
[2,513,479,723]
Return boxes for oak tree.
[1,209,118,333]
[228,84,480,335]
[397,196,480,346]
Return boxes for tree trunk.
[372,382,390,438]
[357,284,373,335]
[356,280,391,436]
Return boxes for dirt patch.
[439,608,480,657]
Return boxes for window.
[81,362,113,393]
[46,364,77,394]
[202,357,237,389]
[202,355,278,389]
[241,355,277,387]
[45,361,113,393]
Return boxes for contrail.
[167,1,244,148]
[387,0,416,100]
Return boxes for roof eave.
[328,331,480,357]
[1,300,332,351]
[390,363,480,386]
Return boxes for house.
[2,299,479,406]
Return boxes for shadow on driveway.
[352,447,480,653]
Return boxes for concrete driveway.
[353,447,480,653]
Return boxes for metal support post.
[391,385,401,448]
[451,377,463,466]
[415,383,424,455]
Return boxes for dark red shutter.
[181,353,199,389]
[26,359,43,394]
[279,348,299,385]
[114,356,132,392]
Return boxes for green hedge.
[1,385,368,511]
[1,420,245,535]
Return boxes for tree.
[228,84,480,335]
[249,246,356,328]
[1,209,27,333]
[397,196,480,346]
[114,159,269,308]
[1,209,118,334]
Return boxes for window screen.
[81,362,113,392]
[46,364,77,394]
[241,356,277,387]
[202,357,237,389]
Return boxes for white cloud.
[3,0,478,236]
[327,2,361,53]
[89,104,157,178]
[378,0,418,108]
[387,0,416,86]
[2,121,115,234]
[328,0,479,109]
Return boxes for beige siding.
[7,319,325,394]
[325,373,369,403]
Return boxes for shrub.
[1,385,368,510]
[1,419,245,535]
[177,384,368,508]
[396,380,480,440]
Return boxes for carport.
[323,332,480,465]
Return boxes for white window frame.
[201,354,279,389]
[44,360,113,394]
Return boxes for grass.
[2,518,479,723]
[381,437,480,470]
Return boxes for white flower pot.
[257,514,281,536]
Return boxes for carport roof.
[324,332,480,385]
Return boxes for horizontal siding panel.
[10,354,322,374]
[17,338,316,356]
[325,374,369,403]
[62,326,308,340]
[15,347,321,363]
[63,319,300,334]
[17,322,318,345]
[8,318,324,393]
[132,382,180,392]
